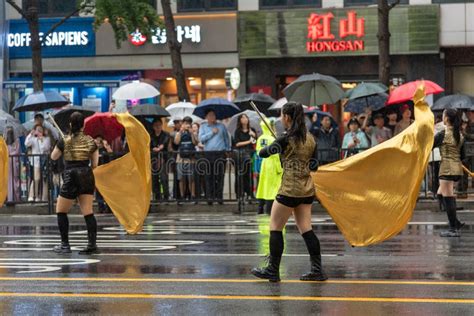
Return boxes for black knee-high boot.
[437,194,445,212]
[79,214,99,254]
[300,230,328,281]
[251,231,283,282]
[53,213,71,253]
[440,197,461,237]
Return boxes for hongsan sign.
[307,11,365,53]
[239,6,440,58]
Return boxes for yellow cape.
[0,137,7,207]
[93,113,151,234]
[313,85,434,247]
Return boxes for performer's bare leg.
[439,180,463,237]
[294,204,327,281]
[78,194,99,254]
[53,196,74,253]
[251,201,292,282]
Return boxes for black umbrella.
[53,106,96,132]
[13,90,69,112]
[283,73,344,106]
[234,93,276,115]
[432,94,474,111]
[129,104,170,119]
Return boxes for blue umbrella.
[344,93,388,114]
[193,98,241,120]
[304,108,338,128]
[13,90,69,112]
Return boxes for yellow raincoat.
[314,85,434,247]
[256,120,282,201]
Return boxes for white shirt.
[25,134,51,166]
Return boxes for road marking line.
[0,292,473,303]
[0,277,473,286]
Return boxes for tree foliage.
[93,0,162,48]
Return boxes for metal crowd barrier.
[5,146,472,214]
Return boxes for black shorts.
[439,175,461,182]
[276,194,314,208]
[60,167,95,200]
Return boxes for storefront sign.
[239,6,439,58]
[307,11,365,53]
[152,25,201,45]
[129,30,147,46]
[8,17,96,58]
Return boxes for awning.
[3,75,125,89]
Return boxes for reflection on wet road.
[0,211,473,315]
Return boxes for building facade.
[2,0,474,116]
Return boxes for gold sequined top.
[59,132,98,162]
[279,134,317,197]
[438,128,464,176]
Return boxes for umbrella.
[166,102,196,119]
[304,108,338,128]
[386,80,444,105]
[344,93,388,114]
[234,93,276,114]
[112,81,160,100]
[283,73,344,106]
[13,90,69,112]
[226,110,263,136]
[84,113,124,143]
[193,98,241,120]
[0,110,27,137]
[52,106,97,132]
[268,97,309,115]
[23,119,60,140]
[129,104,170,119]
[432,94,474,111]
[345,82,387,99]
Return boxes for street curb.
[2,199,472,215]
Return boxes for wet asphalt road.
[0,209,473,315]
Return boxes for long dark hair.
[444,108,461,145]
[282,101,306,144]
[70,111,85,136]
[236,113,250,132]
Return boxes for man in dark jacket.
[311,116,340,165]
[150,119,170,201]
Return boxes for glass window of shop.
[343,0,407,6]
[160,77,231,106]
[453,67,474,97]
[177,0,237,12]
[260,0,321,8]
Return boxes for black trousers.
[203,152,226,201]
[235,152,253,198]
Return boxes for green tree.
[6,0,165,93]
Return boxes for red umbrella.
[386,80,444,105]
[84,113,124,143]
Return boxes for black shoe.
[78,245,100,255]
[440,230,460,237]
[207,201,213,206]
[218,200,224,205]
[300,255,328,281]
[53,244,71,254]
[257,208,264,215]
[251,255,281,282]
[456,220,465,230]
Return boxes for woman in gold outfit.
[434,108,465,237]
[50,112,100,254]
[251,102,327,282]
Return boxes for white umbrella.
[166,102,196,119]
[23,119,60,140]
[112,81,160,100]
[167,114,203,128]
[226,110,263,137]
